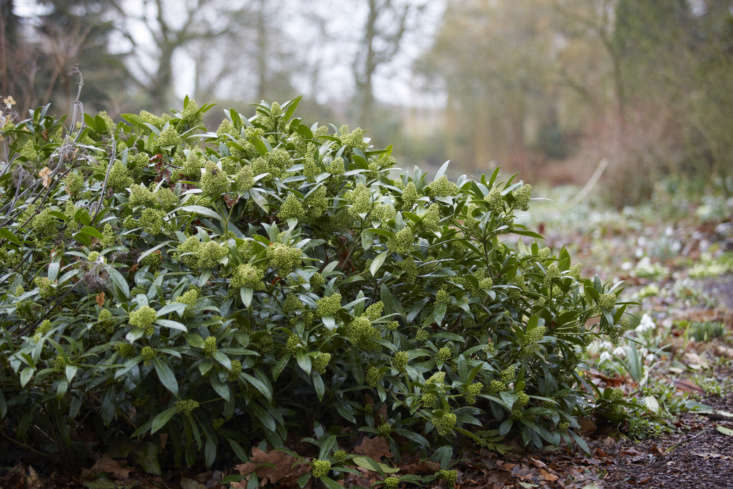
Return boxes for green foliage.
[0,98,623,467]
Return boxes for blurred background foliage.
[1,0,732,206]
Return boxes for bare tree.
[352,0,425,126]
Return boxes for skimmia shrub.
[0,98,625,467]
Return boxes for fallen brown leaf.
[539,468,559,482]
[399,460,440,474]
[354,436,392,460]
[85,456,133,480]
[233,447,309,487]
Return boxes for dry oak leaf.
[234,447,309,487]
[354,436,392,460]
[539,468,559,482]
[399,460,440,475]
[85,456,133,480]
[38,167,52,188]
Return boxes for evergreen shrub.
[0,99,624,468]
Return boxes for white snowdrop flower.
[613,346,626,357]
[587,340,603,355]
[599,351,611,364]
[665,226,673,236]
[601,341,613,351]
[622,262,633,271]
[636,314,656,334]
[646,354,656,363]
[635,248,644,258]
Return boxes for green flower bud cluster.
[438,470,457,486]
[175,399,200,414]
[525,325,546,344]
[366,366,384,387]
[513,184,532,210]
[307,273,324,291]
[303,152,319,181]
[155,187,178,210]
[230,264,265,290]
[201,162,229,196]
[435,289,450,304]
[139,208,166,235]
[216,118,234,136]
[141,251,162,269]
[316,293,341,317]
[516,391,530,408]
[346,315,378,346]
[347,183,372,217]
[598,293,616,310]
[281,294,301,313]
[368,203,393,226]
[107,161,133,191]
[116,342,134,358]
[415,329,429,342]
[388,227,413,254]
[234,165,254,192]
[306,186,328,218]
[558,421,570,431]
[387,320,400,331]
[384,476,400,489]
[19,139,39,161]
[228,359,242,380]
[427,371,446,386]
[426,176,458,198]
[177,289,199,306]
[485,188,503,214]
[421,392,438,408]
[129,184,155,207]
[392,351,409,371]
[181,151,204,179]
[488,380,507,394]
[399,258,417,284]
[422,203,441,230]
[433,412,457,436]
[400,182,418,210]
[332,449,348,464]
[97,308,115,332]
[34,277,54,299]
[177,237,201,268]
[157,125,181,148]
[64,171,84,196]
[313,352,331,374]
[141,346,156,361]
[130,305,156,335]
[198,241,228,269]
[54,354,66,370]
[267,244,302,275]
[31,208,57,236]
[340,127,368,150]
[479,277,493,290]
[204,336,217,354]
[437,346,452,362]
[101,224,116,247]
[285,334,301,354]
[501,365,517,383]
[327,156,345,176]
[278,192,305,220]
[37,319,52,335]
[311,459,331,479]
[465,382,483,404]
[377,423,392,437]
[365,301,384,321]
[140,110,163,126]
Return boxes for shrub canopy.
[0,99,624,468]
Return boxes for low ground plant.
[0,99,625,471]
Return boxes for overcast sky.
[14,0,446,108]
